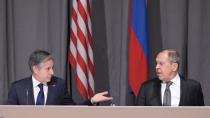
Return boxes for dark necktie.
[163,81,173,106]
[36,83,44,105]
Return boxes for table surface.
[0,106,210,118]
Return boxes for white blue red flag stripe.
[129,0,149,97]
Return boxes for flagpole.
[66,0,72,97]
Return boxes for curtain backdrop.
[0,0,210,105]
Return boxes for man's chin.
[156,74,161,79]
[158,76,164,81]
[46,78,51,82]
[158,77,169,82]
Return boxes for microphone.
[26,89,29,105]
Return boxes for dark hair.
[28,50,53,72]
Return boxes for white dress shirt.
[32,76,48,105]
[161,74,180,106]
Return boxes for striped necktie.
[163,81,173,106]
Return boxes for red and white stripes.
[69,0,94,100]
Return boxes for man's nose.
[50,69,54,75]
[156,64,159,69]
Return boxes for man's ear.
[172,63,178,72]
[32,66,39,74]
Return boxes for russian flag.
[129,0,149,97]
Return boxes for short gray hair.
[166,49,180,65]
[28,50,53,72]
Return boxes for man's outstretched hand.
[90,91,113,104]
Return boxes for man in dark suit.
[136,49,204,106]
[7,50,112,105]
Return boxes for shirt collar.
[32,75,47,87]
[170,73,180,86]
[162,73,180,86]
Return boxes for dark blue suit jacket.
[7,76,92,105]
[136,76,204,106]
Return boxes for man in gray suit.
[137,49,204,106]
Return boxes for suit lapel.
[46,83,52,105]
[46,79,57,105]
[179,77,186,106]
[155,80,162,106]
[149,78,162,106]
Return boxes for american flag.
[69,0,95,100]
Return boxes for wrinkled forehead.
[156,51,169,62]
